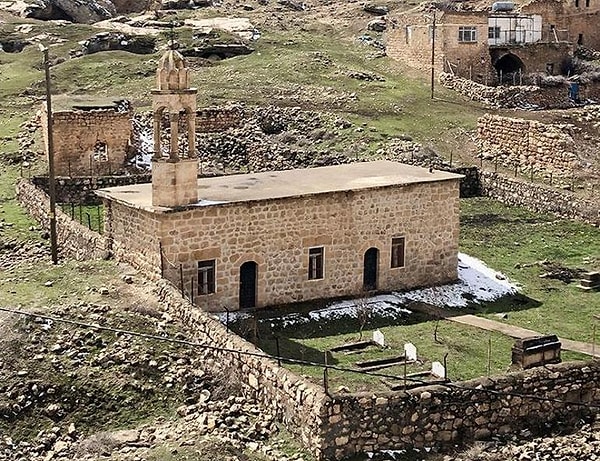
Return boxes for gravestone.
[512,335,561,369]
[372,329,385,347]
[431,361,446,379]
[404,343,417,361]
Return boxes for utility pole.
[430,8,437,100]
[40,45,58,264]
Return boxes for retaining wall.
[15,178,108,260]
[477,114,578,177]
[480,171,600,226]
[321,361,600,459]
[196,106,244,133]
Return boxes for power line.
[1,306,599,410]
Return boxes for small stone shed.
[98,161,463,311]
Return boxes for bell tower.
[151,49,198,207]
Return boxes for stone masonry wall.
[480,171,600,226]
[154,280,328,460]
[40,106,133,177]
[477,114,578,177]
[32,174,152,205]
[15,178,108,260]
[440,73,600,109]
[196,106,244,133]
[155,180,460,311]
[321,361,600,460]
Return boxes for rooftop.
[96,160,463,212]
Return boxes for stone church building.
[97,50,463,312]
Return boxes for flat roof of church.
[96,160,463,212]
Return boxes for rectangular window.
[458,26,477,42]
[308,247,324,280]
[488,26,501,39]
[575,0,580,7]
[586,0,590,6]
[391,237,406,268]
[198,260,216,295]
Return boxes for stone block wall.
[15,178,108,260]
[196,106,244,133]
[32,174,152,205]
[154,280,328,459]
[477,114,578,177]
[40,106,133,177]
[155,180,460,311]
[480,171,600,226]
[320,361,600,460]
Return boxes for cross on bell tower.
[151,47,199,207]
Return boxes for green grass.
[460,198,600,343]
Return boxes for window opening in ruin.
[391,237,406,268]
[239,261,258,309]
[578,33,584,45]
[458,26,477,42]
[198,260,216,295]
[575,0,580,6]
[363,248,379,291]
[93,141,108,162]
[308,247,324,280]
[586,0,590,6]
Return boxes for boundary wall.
[14,176,600,460]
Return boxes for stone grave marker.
[431,361,446,379]
[372,329,385,347]
[404,343,417,361]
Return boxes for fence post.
[85,212,92,230]
[323,351,330,396]
[179,264,184,298]
[449,151,453,167]
[190,276,195,305]
[159,241,164,278]
[443,352,449,381]
[97,206,101,233]
[276,337,281,366]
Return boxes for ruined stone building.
[41,98,133,177]
[386,0,600,83]
[97,50,463,311]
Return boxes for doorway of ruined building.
[363,248,379,291]
[239,261,258,309]
[491,52,525,84]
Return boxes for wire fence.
[59,203,104,234]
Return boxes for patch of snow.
[194,199,228,207]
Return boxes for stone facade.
[98,161,462,311]
[40,103,133,177]
[477,114,578,176]
[386,1,597,83]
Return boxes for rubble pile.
[0,300,306,461]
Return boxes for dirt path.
[412,302,600,358]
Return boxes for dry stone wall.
[32,174,151,205]
[480,171,600,226]
[154,280,328,460]
[477,114,578,177]
[15,178,108,260]
[321,361,600,460]
[196,106,244,133]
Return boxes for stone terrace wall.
[154,280,329,460]
[15,178,108,260]
[32,174,151,205]
[196,106,244,133]
[322,361,600,460]
[439,73,541,108]
[478,114,578,177]
[40,107,133,177]
[480,171,600,226]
